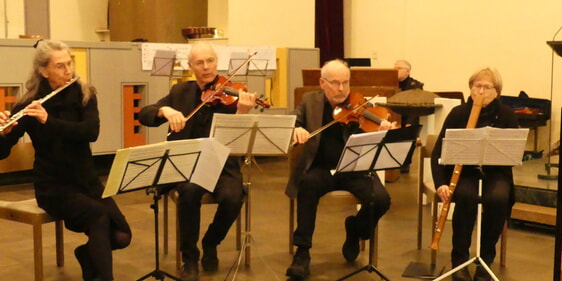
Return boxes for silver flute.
[0,76,80,132]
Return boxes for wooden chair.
[163,190,245,270]
[417,135,507,266]
[287,146,380,265]
[0,142,64,281]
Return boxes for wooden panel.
[0,142,34,173]
[109,0,208,43]
[512,202,556,226]
[302,68,398,87]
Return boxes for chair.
[163,190,245,270]
[417,135,507,266]
[0,142,64,281]
[287,146,379,265]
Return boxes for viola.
[202,76,270,109]
[332,92,391,132]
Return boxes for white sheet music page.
[441,126,528,166]
[210,113,295,156]
[337,130,386,172]
[103,139,230,197]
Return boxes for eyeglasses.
[322,78,350,88]
[472,84,495,91]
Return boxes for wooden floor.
[0,156,555,281]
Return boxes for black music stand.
[432,127,528,281]
[103,138,230,281]
[209,113,295,280]
[335,125,421,281]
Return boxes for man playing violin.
[139,41,256,281]
[286,59,395,280]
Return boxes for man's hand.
[236,90,256,114]
[377,120,398,131]
[159,106,186,133]
[293,127,310,144]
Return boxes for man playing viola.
[286,59,395,280]
[139,41,256,281]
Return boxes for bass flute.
[0,76,80,133]
[429,95,483,250]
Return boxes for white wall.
[0,0,25,38]
[212,0,315,47]
[50,1,108,41]
[346,0,562,150]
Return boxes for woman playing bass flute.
[431,67,519,281]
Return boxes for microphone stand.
[538,24,562,180]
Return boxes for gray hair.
[22,40,94,105]
[468,67,503,94]
[187,41,217,64]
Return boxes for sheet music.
[441,126,529,166]
[336,126,420,173]
[103,138,230,197]
[337,131,385,172]
[210,113,296,156]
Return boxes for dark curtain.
[315,0,344,65]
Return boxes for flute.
[429,94,483,250]
[0,76,80,132]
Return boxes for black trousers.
[176,172,244,262]
[38,191,132,281]
[292,167,391,249]
[451,169,511,266]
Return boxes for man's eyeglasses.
[472,84,495,91]
[322,78,350,88]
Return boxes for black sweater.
[431,97,520,188]
[0,79,102,198]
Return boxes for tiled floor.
[0,156,555,280]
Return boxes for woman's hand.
[0,110,15,135]
[437,184,452,202]
[24,101,48,125]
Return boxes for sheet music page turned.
[210,113,296,156]
[441,126,528,166]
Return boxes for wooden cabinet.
[109,0,208,43]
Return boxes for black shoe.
[452,267,471,281]
[201,245,219,272]
[75,245,96,281]
[342,216,360,262]
[286,248,311,280]
[474,265,492,281]
[180,260,199,281]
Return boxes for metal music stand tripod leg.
[225,144,255,280]
[432,178,499,281]
[136,151,182,281]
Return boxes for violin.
[332,92,391,132]
[301,92,392,141]
[202,76,270,109]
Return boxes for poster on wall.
[140,43,276,72]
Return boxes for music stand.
[335,125,421,281]
[103,138,230,280]
[209,113,295,280]
[432,127,528,281]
